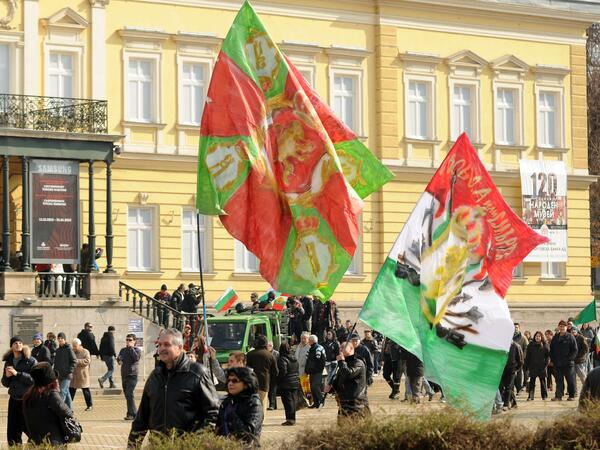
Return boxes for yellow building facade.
[1,0,599,323]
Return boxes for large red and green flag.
[573,299,597,326]
[360,134,548,418]
[214,287,238,313]
[196,1,393,299]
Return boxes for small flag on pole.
[272,294,288,311]
[214,287,239,313]
[573,299,597,326]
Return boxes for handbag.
[61,416,83,443]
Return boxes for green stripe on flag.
[573,299,597,326]
[215,288,238,312]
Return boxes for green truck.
[199,309,289,365]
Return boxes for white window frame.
[177,57,211,126]
[535,86,564,149]
[44,46,83,98]
[127,206,159,272]
[47,51,75,98]
[181,208,212,272]
[541,262,566,279]
[405,76,434,140]
[234,240,259,273]
[449,79,480,142]
[513,263,524,279]
[330,69,362,135]
[493,82,524,146]
[123,51,161,123]
[0,38,20,95]
[296,65,315,88]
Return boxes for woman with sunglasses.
[216,367,263,446]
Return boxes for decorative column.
[21,157,31,271]
[23,0,40,95]
[89,0,109,100]
[88,160,97,272]
[2,156,12,271]
[104,160,114,273]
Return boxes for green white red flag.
[214,287,239,313]
[360,134,548,418]
[196,1,392,299]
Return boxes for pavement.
[0,376,579,449]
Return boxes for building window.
[48,53,74,98]
[127,58,154,122]
[451,84,474,140]
[513,263,524,278]
[332,74,358,132]
[0,44,8,94]
[181,209,210,272]
[180,62,207,125]
[234,240,259,273]
[297,67,314,88]
[541,262,566,279]
[495,87,518,145]
[537,90,560,148]
[407,80,431,139]
[128,207,155,271]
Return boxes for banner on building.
[519,160,567,262]
[30,160,80,264]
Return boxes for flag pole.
[196,211,213,380]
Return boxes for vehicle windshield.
[205,322,247,351]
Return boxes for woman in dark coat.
[216,367,264,446]
[23,362,75,446]
[524,330,550,400]
[276,342,300,426]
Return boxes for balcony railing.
[0,94,108,134]
[35,272,89,299]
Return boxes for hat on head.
[30,362,58,387]
[57,332,67,340]
[10,336,22,347]
[558,320,567,327]
[32,333,43,341]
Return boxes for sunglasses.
[227,378,242,384]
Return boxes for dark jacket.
[99,332,116,358]
[129,354,219,445]
[361,338,380,356]
[504,341,523,374]
[354,344,374,381]
[171,290,184,310]
[118,346,142,378]
[305,343,326,375]
[77,329,99,356]
[1,348,36,400]
[513,331,528,361]
[524,341,549,377]
[332,355,368,413]
[579,366,600,409]
[23,390,73,445]
[44,339,58,363]
[31,343,52,364]
[405,351,424,378]
[574,334,589,364]
[54,344,77,381]
[301,297,313,330]
[276,354,300,392]
[246,348,278,392]
[383,338,402,362]
[323,339,340,362]
[180,291,200,313]
[550,332,578,368]
[216,390,263,445]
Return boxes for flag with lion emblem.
[360,133,548,418]
[196,1,392,298]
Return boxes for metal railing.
[0,94,108,134]
[119,281,201,331]
[35,272,89,299]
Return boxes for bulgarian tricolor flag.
[214,287,239,313]
[196,1,392,299]
[360,134,548,418]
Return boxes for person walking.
[22,362,76,446]
[550,320,578,401]
[501,340,522,410]
[545,329,556,391]
[246,335,279,411]
[2,336,36,445]
[350,334,374,386]
[31,333,52,364]
[276,342,300,426]
[382,337,402,400]
[127,329,219,447]
[118,334,142,420]
[323,330,340,377]
[513,323,529,393]
[572,327,589,392]
[70,338,93,411]
[267,341,279,411]
[77,322,100,359]
[524,331,550,401]
[305,335,326,409]
[295,332,311,376]
[216,367,264,446]
[332,341,370,422]
[54,332,77,410]
[361,330,381,375]
[98,326,117,389]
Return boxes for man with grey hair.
[128,328,219,446]
[295,332,311,375]
[305,334,326,408]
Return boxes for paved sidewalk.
[0,377,579,449]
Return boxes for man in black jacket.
[332,341,369,422]
[550,320,578,401]
[31,333,51,364]
[118,334,142,420]
[99,326,117,389]
[350,334,373,386]
[500,340,523,409]
[128,328,219,446]
[305,335,326,409]
[54,332,77,410]
[382,338,402,400]
[77,322,100,357]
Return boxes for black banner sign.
[30,160,80,264]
